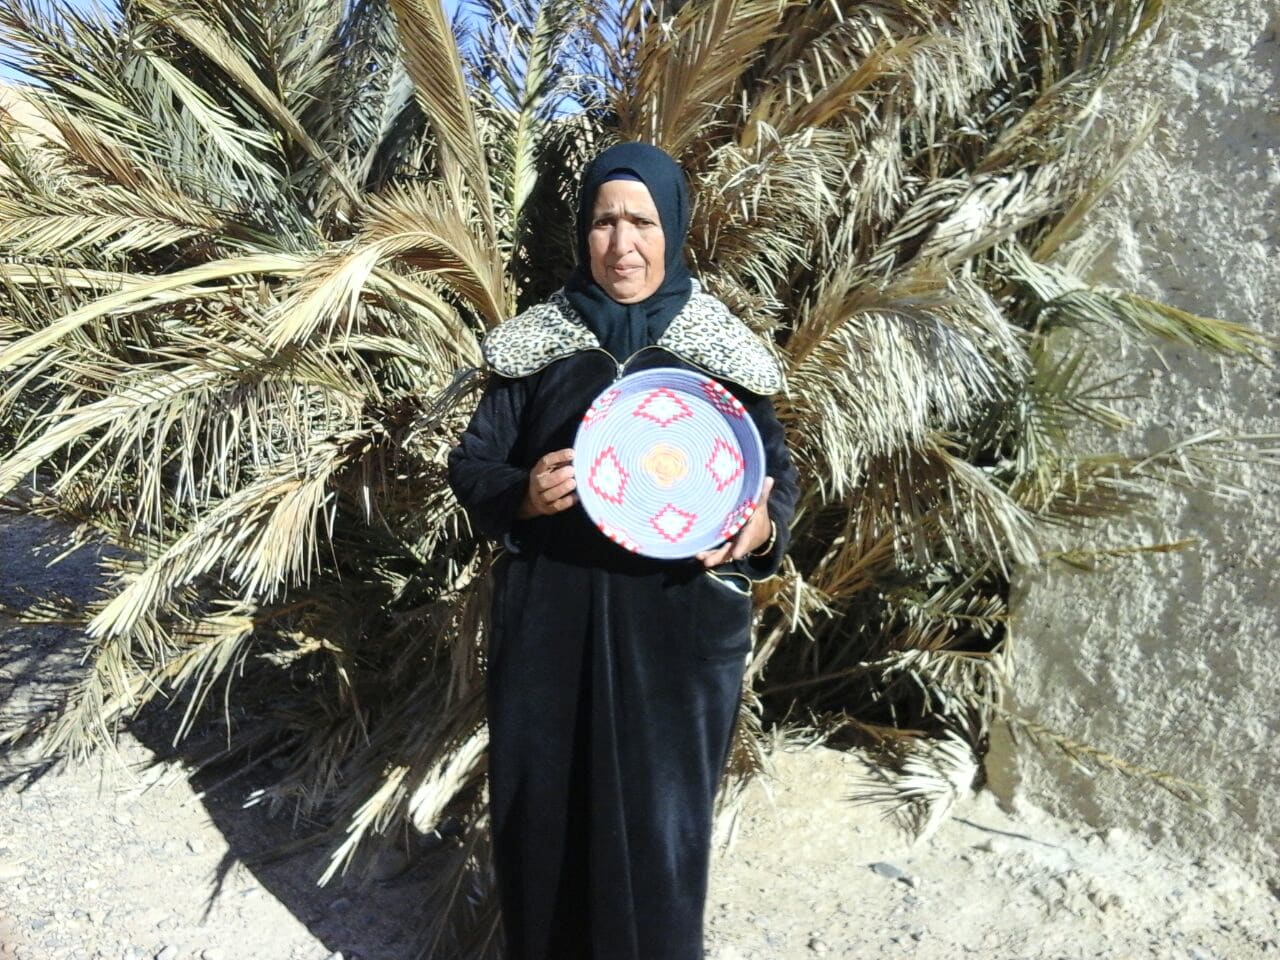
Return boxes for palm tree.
[0,0,1270,954]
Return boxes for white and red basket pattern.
[573,368,765,559]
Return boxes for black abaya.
[448,308,798,960]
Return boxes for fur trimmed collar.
[481,280,784,396]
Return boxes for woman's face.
[587,179,666,303]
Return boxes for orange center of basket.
[641,443,688,488]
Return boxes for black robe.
[447,287,798,960]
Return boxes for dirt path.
[2,702,1277,959]
[1,512,1277,960]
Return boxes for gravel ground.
[2,512,1278,960]
[2,726,1278,960]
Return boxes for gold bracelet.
[749,519,777,558]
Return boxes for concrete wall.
[1003,1,1280,872]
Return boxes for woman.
[448,142,798,960]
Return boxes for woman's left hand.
[695,477,775,568]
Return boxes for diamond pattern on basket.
[705,437,745,492]
[597,520,640,553]
[649,504,697,543]
[700,379,746,418]
[574,366,765,558]
[588,447,629,505]
[582,388,622,428]
[633,387,693,427]
[719,498,758,541]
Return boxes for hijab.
[562,142,694,359]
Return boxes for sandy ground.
[2,507,1277,960]
[1,722,1277,960]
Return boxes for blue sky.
[0,0,469,85]
[1,0,112,83]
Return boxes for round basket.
[573,367,765,559]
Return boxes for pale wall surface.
[1005,1,1280,873]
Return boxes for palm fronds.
[0,1,1271,957]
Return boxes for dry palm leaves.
[0,0,1273,956]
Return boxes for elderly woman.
[448,142,798,960]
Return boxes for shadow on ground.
[0,509,449,960]
[127,716,444,960]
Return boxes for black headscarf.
[562,142,694,360]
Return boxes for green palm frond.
[1044,537,1197,570]
[466,0,586,238]
[135,0,361,206]
[998,704,1213,806]
[1007,246,1273,357]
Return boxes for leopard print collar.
[482,279,784,396]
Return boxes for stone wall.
[1003,1,1280,873]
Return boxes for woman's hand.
[695,476,775,568]
[517,448,577,519]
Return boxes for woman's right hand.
[517,448,577,518]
